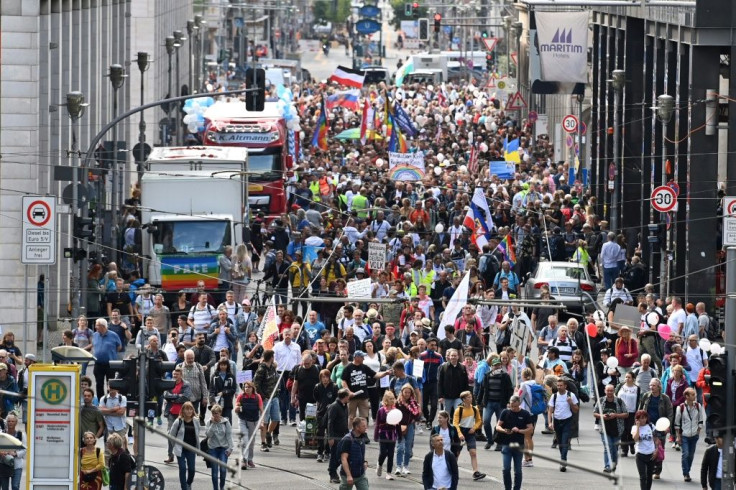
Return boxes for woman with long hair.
[5,414,24,490]
[234,381,262,470]
[374,391,399,480]
[210,359,237,422]
[232,243,253,303]
[79,431,105,490]
[395,383,421,476]
[72,315,94,374]
[169,291,190,327]
[169,401,200,490]
[632,410,658,490]
[616,371,641,458]
[362,339,385,422]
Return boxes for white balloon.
[655,417,670,432]
[444,115,451,123]
[606,356,619,369]
[376,158,384,168]
[437,153,445,163]
[699,338,712,352]
[434,166,442,176]
[459,165,468,173]
[435,223,444,233]
[479,143,488,152]
[711,343,723,355]
[386,408,403,425]
[468,132,473,141]
[490,122,498,132]
[645,312,660,327]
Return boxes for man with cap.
[604,277,634,310]
[236,298,258,352]
[17,353,35,423]
[340,350,390,426]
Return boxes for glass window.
[154,221,230,254]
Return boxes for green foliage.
[313,0,352,25]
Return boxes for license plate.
[558,287,577,294]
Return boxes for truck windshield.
[249,147,282,181]
[153,221,230,254]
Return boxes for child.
[374,391,399,480]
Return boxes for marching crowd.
[35,75,727,490]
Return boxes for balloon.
[585,323,597,337]
[376,158,384,168]
[467,132,473,141]
[435,223,444,233]
[386,409,403,425]
[645,312,660,327]
[437,153,445,163]
[658,324,671,341]
[606,356,619,369]
[711,343,722,355]
[479,143,488,152]
[655,417,670,432]
[434,167,442,176]
[490,121,498,132]
[699,339,712,352]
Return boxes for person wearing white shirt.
[163,328,179,361]
[422,434,458,490]
[273,330,302,425]
[547,378,579,471]
[599,232,621,289]
[668,297,688,336]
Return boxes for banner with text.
[368,243,387,271]
[388,151,425,181]
[534,11,589,83]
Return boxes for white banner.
[437,272,470,340]
[367,242,387,271]
[535,11,589,83]
[535,114,549,136]
[347,278,372,298]
[388,151,426,181]
[401,20,418,39]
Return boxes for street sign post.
[723,197,736,246]
[651,186,678,213]
[22,196,56,265]
[562,114,578,133]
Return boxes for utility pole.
[722,247,736,488]
[610,70,624,233]
[108,65,126,263]
[135,352,147,490]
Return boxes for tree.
[313,0,352,26]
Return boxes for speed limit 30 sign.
[651,186,677,213]
[562,114,578,133]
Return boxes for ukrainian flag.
[503,136,521,164]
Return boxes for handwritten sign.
[346,278,372,298]
[368,242,387,271]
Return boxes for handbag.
[654,443,665,462]
[101,467,110,486]
[200,438,211,468]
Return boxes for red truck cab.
[203,100,293,219]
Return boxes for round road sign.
[726,198,736,217]
[27,200,51,227]
[562,114,578,133]
[651,186,677,213]
[528,111,538,123]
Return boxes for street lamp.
[194,15,207,92]
[187,20,197,95]
[64,91,88,319]
[655,93,674,297]
[173,30,187,146]
[134,52,151,184]
[610,69,625,234]
[107,65,127,263]
[164,36,176,146]
[503,16,512,77]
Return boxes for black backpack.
[706,315,723,341]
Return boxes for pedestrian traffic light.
[433,13,442,32]
[705,353,727,430]
[148,359,177,398]
[109,358,138,400]
[73,215,95,242]
[486,53,493,71]
[418,18,429,41]
[244,68,266,112]
[405,3,413,16]
[412,2,420,18]
[481,30,489,38]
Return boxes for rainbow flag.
[500,234,517,267]
[257,297,280,350]
[311,98,328,150]
[160,256,219,291]
[385,98,407,153]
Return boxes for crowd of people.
[23,74,724,490]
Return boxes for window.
[153,221,230,254]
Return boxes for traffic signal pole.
[724,246,736,488]
[136,351,147,490]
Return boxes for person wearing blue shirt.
[304,311,326,345]
[493,261,520,294]
[92,318,123,399]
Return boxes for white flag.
[535,11,589,83]
[437,272,471,340]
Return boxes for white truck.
[141,146,248,292]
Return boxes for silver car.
[524,261,597,311]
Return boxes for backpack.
[527,384,549,416]
[706,315,723,341]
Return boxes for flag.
[394,58,414,87]
[437,84,448,107]
[311,99,328,150]
[393,101,418,137]
[504,136,521,163]
[500,234,517,267]
[468,143,480,174]
[325,89,360,111]
[257,297,280,350]
[373,105,382,136]
[329,65,365,88]
[360,99,371,144]
[438,272,471,340]
[386,100,407,153]
[462,188,495,249]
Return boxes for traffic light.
[418,18,429,41]
[109,359,138,400]
[433,13,442,32]
[245,67,266,112]
[73,215,95,242]
[481,30,489,39]
[148,359,177,398]
[486,53,493,71]
[405,3,413,16]
[705,353,727,430]
[412,2,419,18]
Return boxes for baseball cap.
[25,354,36,362]
[491,357,501,366]
[353,350,366,358]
